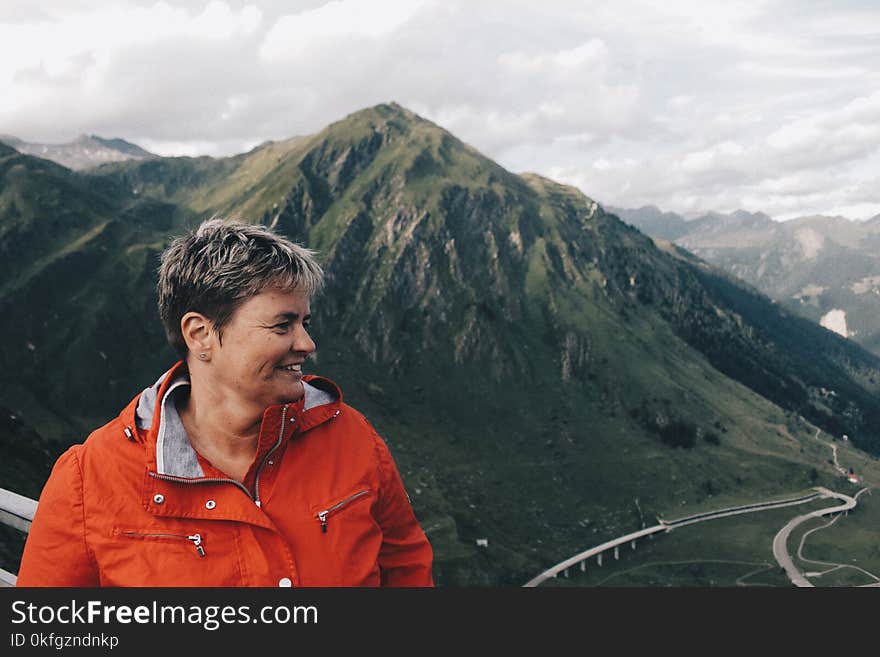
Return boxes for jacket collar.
[132,361,341,479]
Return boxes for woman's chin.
[249,374,305,407]
[277,380,305,404]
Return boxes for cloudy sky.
[1,0,878,220]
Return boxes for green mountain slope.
[1,104,878,585]
[0,146,181,443]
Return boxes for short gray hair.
[158,218,324,357]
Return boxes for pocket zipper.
[316,489,370,533]
[122,531,206,557]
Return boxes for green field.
[539,495,873,587]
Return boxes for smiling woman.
[16,218,434,587]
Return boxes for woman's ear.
[181,312,214,360]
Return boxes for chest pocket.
[306,487,382,584]
[119,529,206,556]
[312,488,372,534]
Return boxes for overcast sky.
[1,0,878,220]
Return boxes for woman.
[17,219,433,587]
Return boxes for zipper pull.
[187,534,206,557]
[317,511,328,533]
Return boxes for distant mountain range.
[2,106,879,585]
[0,134,155,170]
[610,205,880,357]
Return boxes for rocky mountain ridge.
[0,134,155,171]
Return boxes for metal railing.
[0,487,38,587]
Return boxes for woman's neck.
[175,384,263,481]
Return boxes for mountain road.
[772,487,874,587]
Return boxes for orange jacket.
[17,362,433,587]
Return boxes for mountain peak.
[0,134,155,170]
[324,102,441,140]
[693,209,773,231]
[364,101,419,120]
[731,209,772,223]
[788,214,854,226]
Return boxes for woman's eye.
[273,323,290,332]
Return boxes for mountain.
[606,205,776,243]
[604,204,692,241]
[0,134,155,171]
[0,142,182,445]
[616,206,880,357]
[2,103,879,585]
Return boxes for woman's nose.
[293,327,316,354]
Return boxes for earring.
[199,353,207,360]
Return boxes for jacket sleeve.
[374,435,434,587]
[16,446,100,587]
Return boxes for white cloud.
[766,90,880,169]
[767,121,821,151]
[737,62,868,79]
[681,141,746,173]
[0,1,264,141]
[667,95,694,109]
[135,136,259,157]
[0,1,261,78]
[497,40,609,74]
[0,0,878,221]
[260,0,426,60]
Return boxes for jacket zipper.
[253,404,288,508]
[122,531,206,557]
[316,489,370,533]
[148,405,289,508]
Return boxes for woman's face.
[208,286,316,409]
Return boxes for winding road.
[773,486,877,587]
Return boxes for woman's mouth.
[276,363,302,373]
